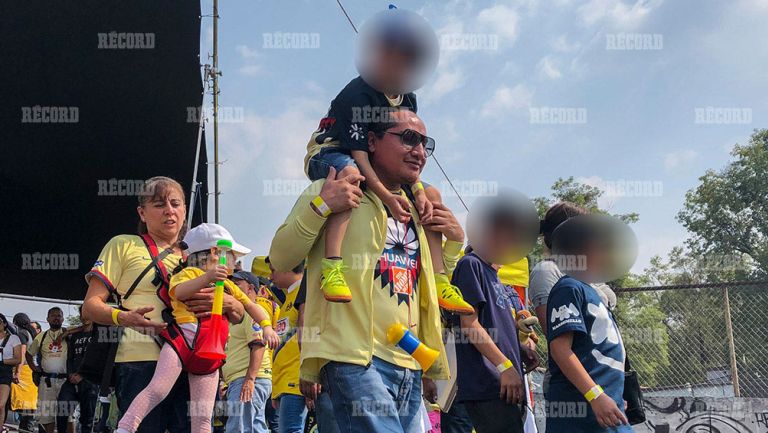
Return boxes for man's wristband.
[259,319,272,328]
[585,385,604,402]
[311,196,332,218]
[111,308,121,326]
[496,359,514,373]
[411,182,425,194]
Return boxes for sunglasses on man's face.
[384,129,435,156]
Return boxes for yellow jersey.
[271,280,304,398]
[86,234,183,363]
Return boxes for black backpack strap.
[98,326,123,398]
[0,334,10,352]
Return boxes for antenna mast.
[212,0,221,223]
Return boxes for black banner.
[0,1,207,299]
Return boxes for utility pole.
[212,0,221,223]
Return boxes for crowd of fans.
[1,169,632,433]
[3,10,635,433]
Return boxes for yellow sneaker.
[435,273,474,315]
[321,258,352,303]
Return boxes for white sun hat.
[182,223,251,256]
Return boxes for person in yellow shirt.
[83,177,247,433]
[266,258,309,433]
[115,223,278,433]
[269,110,464,433]
[223,271,280,433]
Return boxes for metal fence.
[531,280,768,398]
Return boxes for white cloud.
[551,35,581,52]
[217,97,325,187]
[480,84,534,117]
[537,56,562,79]
[578,0,663,28]
[431,118,459,143]
[210,98,326,260]
[304,81,325,95]
[236,44,259,60]
[238,65,261,76]
[663,149,698,172]
[477,5,520,44]
[235,45,261,76]
[740,0,768,12]
[428,69,465,101]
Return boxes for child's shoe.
[435,273,474,315]
[320,258,353,303]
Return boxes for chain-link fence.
[530,281,768,399]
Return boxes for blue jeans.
[322,357,423,433]
[264,399,279,433]
[440,403,474,433]
[225,377,271,433]
[307,148,356,181]
[114,361,191,433]
[314,392,340,433]
[277,394,308,433]
[56,378,99,433]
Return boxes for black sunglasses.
[384,129,435,156]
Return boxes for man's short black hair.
[48,307,63,315]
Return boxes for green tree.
[666,129,768,396]
[66,313,82,327]
[677,129,768,279]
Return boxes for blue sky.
[204,0,765,276]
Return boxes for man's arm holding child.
[269,171,363,272]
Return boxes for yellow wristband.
[259,319,272,328]
[496,359,514,373]
[111,308,121,326]
[311,195,332,218]
[411,182,425,194]
[585,385,604,402]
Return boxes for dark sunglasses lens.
[425,137,435,156]
[402,130,424,147]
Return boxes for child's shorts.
[307,147,357,181]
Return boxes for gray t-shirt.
[1,333,21,361]
[530,260,563,308]
[529,259,617,309]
